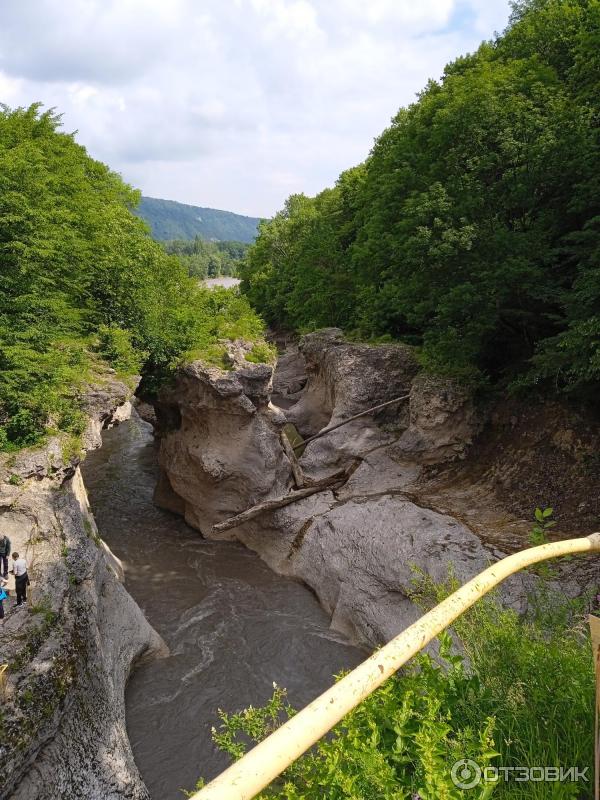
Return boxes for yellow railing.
[0,664,8,701]
[193,533,600,800]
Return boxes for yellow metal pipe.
[0,664,7,701]
[193,533,600,800]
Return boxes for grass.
[411,571,594,800]
[245,342,277,365]
[190,574,595,800]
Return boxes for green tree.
[241,0,600,394]
[0,104,266,449]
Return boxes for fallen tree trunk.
[212,459,361,533]
[280,431,305,488]
[292,394,411,451]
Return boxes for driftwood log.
[212,459,361,534]
[280,431,305,488]
[213,396,409,534]
[292,394,410,451]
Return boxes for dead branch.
[212,459,361,533]
[292,394,410,451]
[280,431,305,488]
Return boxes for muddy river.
[82,412,363,799]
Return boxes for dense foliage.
[0,104,265,451]
[195,577,594,800]
[240,0,600,392]
[135,196,260,243]
[163,237,248,279]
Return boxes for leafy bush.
[240,0,600,395]
[245,342,277,364]
[193,579,594,799]
[0,104,267,451]
[411,574,594,800]
[96,326,145,375]
[195,634,497,800]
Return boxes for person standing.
[0,578,6,621]
[0,534,10,579]
[11,552,29,607]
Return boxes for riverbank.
[0,376,165,800]
[82,413,362,798]
[0,374,361,800]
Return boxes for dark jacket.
[0,536,10,556]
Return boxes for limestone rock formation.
[0,379,166,800]
[82,376,135,451]
[392,373,480,463]
[286,328,418,438]
[153,329,530,649]
[284,496,529,645]
[154,359,289,536]
[271,344,307,408]
[285,330,418,480]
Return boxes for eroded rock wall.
[153,330,520,650]
[154,360,289,536]
[0,377,165,800]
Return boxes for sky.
[0,0,512,218]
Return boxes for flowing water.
[202,276,241,289]
[82,413,364,799]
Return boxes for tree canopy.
[0,104,264,450]
[163,237,248,279]
[240,0,600,393]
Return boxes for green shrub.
[195,633,497,800]
[2,408,45,449]
[184,343,231,370]
[410,574,594,800]
[193,579,594,799]
[0,104,267,450]
[245,342,277,364]
[97,325,144,375]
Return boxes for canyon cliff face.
[153,331,540,648]
[153,357,289,535]
[0,375,165,800]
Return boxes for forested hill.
[240,0,600,397]
[0,104,266,452]
[136,196,261,243]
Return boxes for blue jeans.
[0,554,7,578]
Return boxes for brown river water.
[82,412,363,799]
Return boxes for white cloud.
[68,84,99,107]
[0,72,22,105]
[249,0,322,41]
[0,0,189,83]
[319,0,456,30]
[0,0,512,217]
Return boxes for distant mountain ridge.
[135,196,261,243]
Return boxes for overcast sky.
[0,0,512,217]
